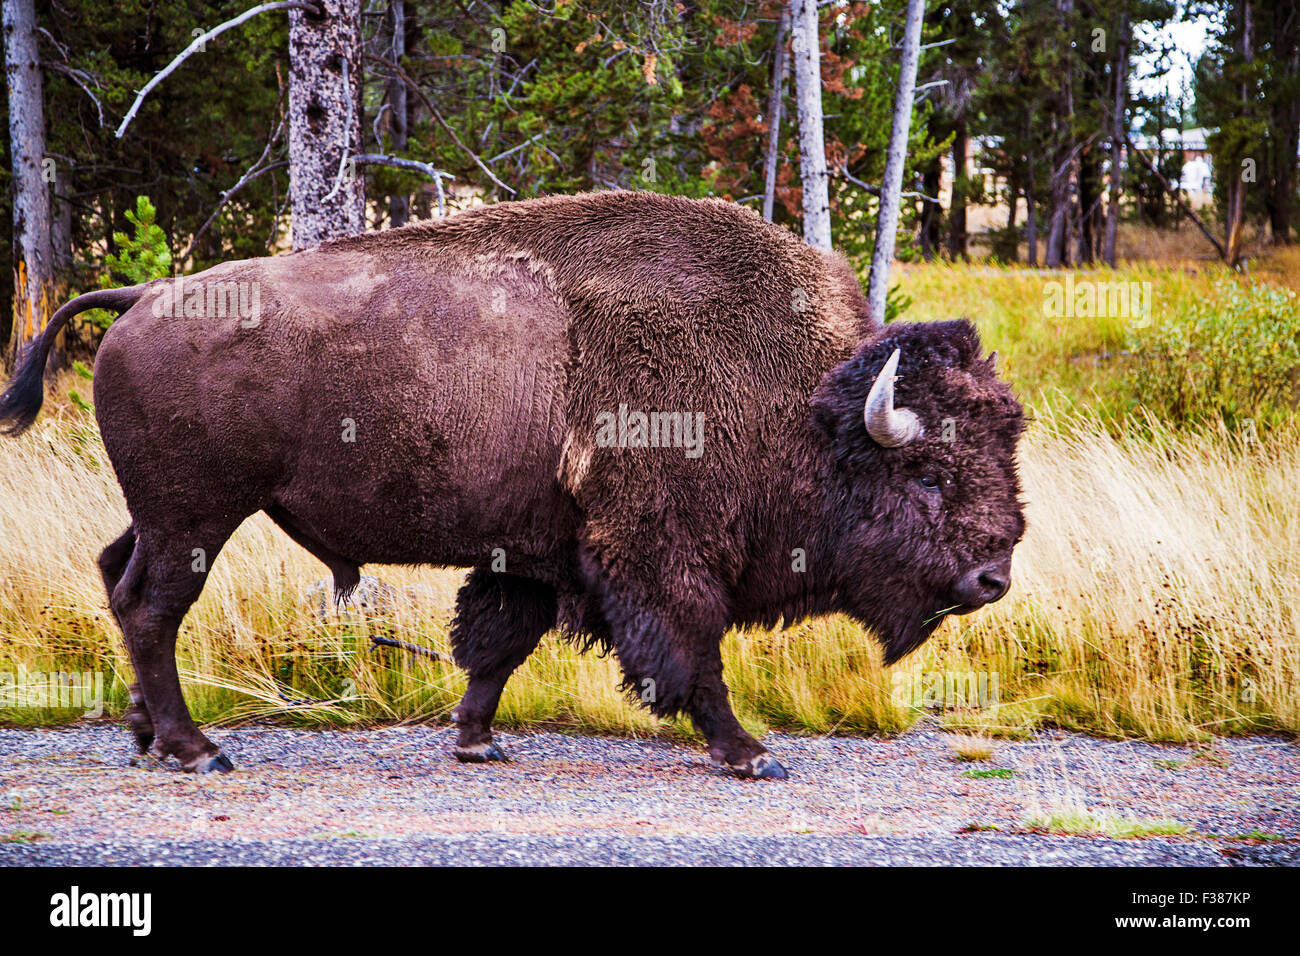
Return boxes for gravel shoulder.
[0,723,1296,866]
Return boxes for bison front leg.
[687,651,788,780]
[594,575,788,781]
[449,569,557,763]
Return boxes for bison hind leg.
[99,527,153,753]
[109,523,240,773]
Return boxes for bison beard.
[0,191,1025,780]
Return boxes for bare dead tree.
[791,0,830,249]
[351,154,450,216]
[1125,133,1227,261]
[1103,5,1131,267]
[289,0,365,249]
[867,0,925,321]
[115,1,321,140]
[386,0,410,227]
[762,3,792,223]
[366,54,516,198]
[4,0,53,365]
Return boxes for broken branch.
[369,634,454,663]
[115,1,320,139]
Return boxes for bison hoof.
[730,753,788,780]
[190,753,235,774]
[455,741,508,764]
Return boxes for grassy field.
[0,253,1297,743]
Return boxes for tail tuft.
[0,339,53,435]
[0,286,146,436]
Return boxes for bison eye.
[917,475,940,492]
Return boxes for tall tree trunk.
[1045,130,1071,266]
[1040,119,1071,267]
[1076,148,1096,264]
[1025,151,1039,267]
[386,0,409,228]
[1224,0,1252,266]
[919,154,941,260]
[3,0,52,366]
[791,0,830,249]
[1092,161,1106,259]
[1225,172,1246,266]
[1103,7,1130,266]
[1045,0,1074,268]
[1266,0,1298,244]
[1045,141,1071,267]
[1005,167,1020,262]
[947,118,968,260]
[50,193,71,273]
[1007,168,1019,233]
[866,0,925,321]
[1269,116,1298,244]
[288,0,364,250]
[762,3,791,223]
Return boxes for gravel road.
[0,723,1295,866]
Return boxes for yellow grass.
[934,408,1300,740]
[947,734,997,762]
[0,259,1297,742]
[0,383,1294,740]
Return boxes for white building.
[1129,127,1215,195]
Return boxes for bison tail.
[0,286,147,436]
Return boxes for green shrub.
[1125,279,1300,431]
[72,196,172,413]
[883,282,913,324]
[82,195,172,332]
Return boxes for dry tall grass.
[1,375,1294,741]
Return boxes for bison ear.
[810,351,862,443]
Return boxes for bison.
[0,191,1025,779]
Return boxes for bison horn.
[864,348,922,447]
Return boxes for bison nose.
[952,562,1011,608]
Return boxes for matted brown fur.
[0,191,1024,778]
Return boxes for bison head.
[811,319,1026,664]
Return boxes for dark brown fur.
[0,191,1023,777]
